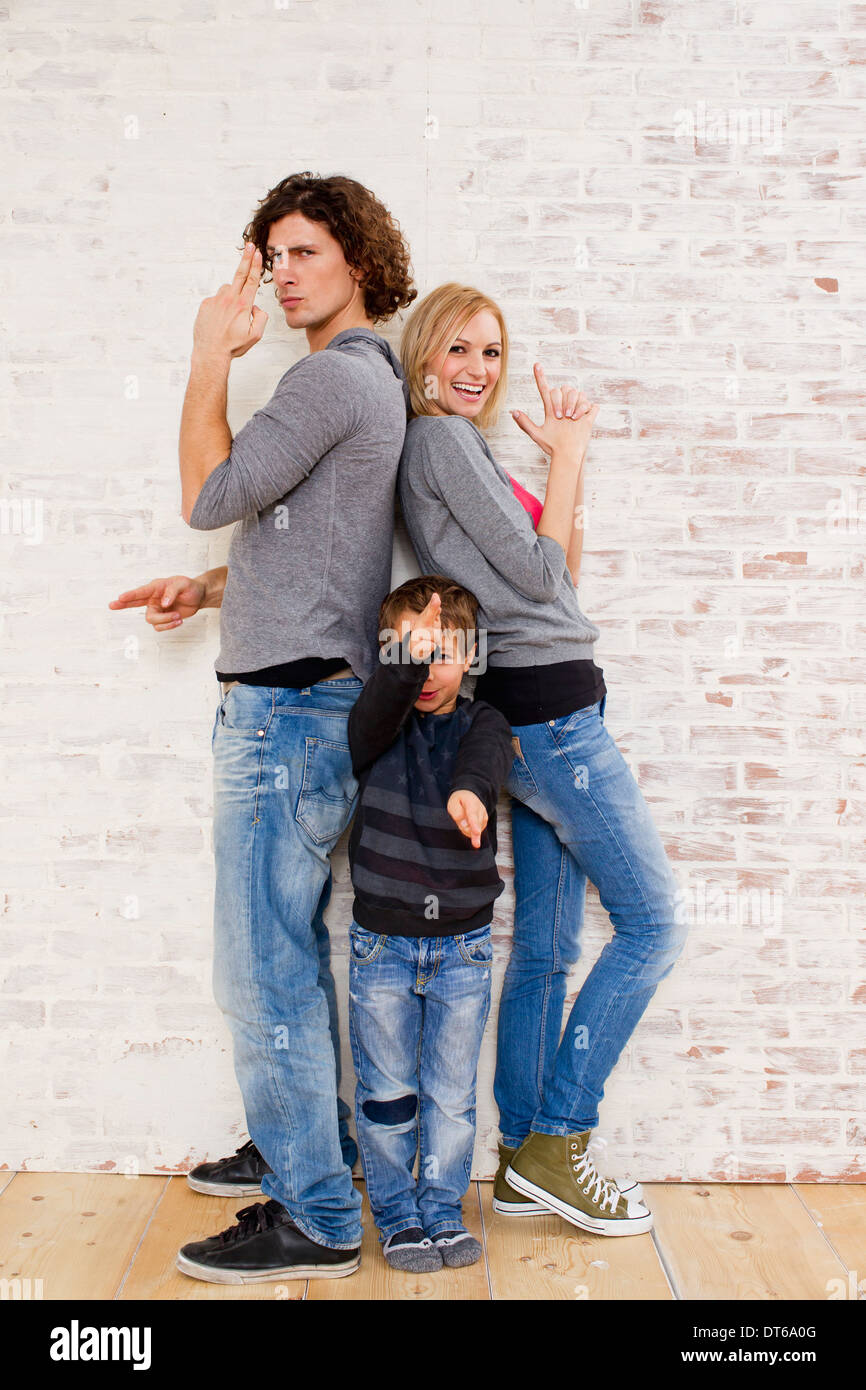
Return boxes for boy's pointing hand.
[447,789,488,850]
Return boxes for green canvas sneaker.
[492,1142,552,1215]
[505,1130,653,1237]
[493,1139,644,1214]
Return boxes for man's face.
[424,308,502,420]
[393,606,476,718]
[267,211,363,331]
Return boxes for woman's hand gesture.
[511,362,599,460]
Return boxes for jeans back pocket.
[294,737,358,847]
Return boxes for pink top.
[507,472,543,530]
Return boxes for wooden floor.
[0,1169,863,1300]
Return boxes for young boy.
[346,575,515,1271]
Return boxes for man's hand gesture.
[108,575,206,632]
[192,242,268,361]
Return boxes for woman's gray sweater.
[397,413,601,671]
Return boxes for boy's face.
[394,606,477,717]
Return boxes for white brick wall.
[2,0,864,1183]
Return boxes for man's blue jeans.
[496,693,689,1145]
[348,923,492,1241]
[210,675,365,1249]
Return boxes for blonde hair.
[399,282,509,431]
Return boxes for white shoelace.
[571,1143,621,1213]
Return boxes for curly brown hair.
[241,172,417,323]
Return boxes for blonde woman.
[396,284,688,1237]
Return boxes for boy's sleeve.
[188,352,361,529]
[420,417,567,602]
[448,701,515,814]
[347,630,439,778]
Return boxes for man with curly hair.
[110,173,415,1282]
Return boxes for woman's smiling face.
[424,308,503,419]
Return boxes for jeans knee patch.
[363,1094,417,1125]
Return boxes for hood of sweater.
[325,326,410,414]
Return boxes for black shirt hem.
[215,656,351,687]
[353,898,494,938]
[474,658,606,726]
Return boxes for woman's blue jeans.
[210,676,365,1250]
[495,693,689,1146]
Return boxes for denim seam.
[560,904,689,1133]
[414,979,427,1211]
[348,973,394,1232]
[349,930,388,966]
[547,941,659,1135]
[532,836,568,1108]
[550,727,666,936]
[508,746,540,801]
[250,689,276,827]
[351,952,424,1235]
[543,778,671,1131]
[377,1214,426,1242]
[214,692,298,1203]
[223,692,360,1244]
[455,932,493,967]
[416,937,441,989]
[257,697,341,1226]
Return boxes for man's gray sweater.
[188,327,409,684]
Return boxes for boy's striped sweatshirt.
[346,631,515,937]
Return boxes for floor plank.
[0,1172,165,1301]
[2,1174,860,1301]
[481,1181,671,1300]
[792,1183,866,1292]
[650,1183,849,1300]
[119,1177,305,1300]
[307,1180,490,1300]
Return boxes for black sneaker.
[186,1139,272,1197]
[176,1199,361,1284]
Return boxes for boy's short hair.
[378,574,479,652]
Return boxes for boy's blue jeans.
[210,676,365,1250]
[348,923,492,1241]
[496,693,689,1145]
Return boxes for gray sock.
[432,1229,483,1268]
[382,1226,443,1272]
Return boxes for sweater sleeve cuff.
[378,629,440,684]
[449,774,495,814]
